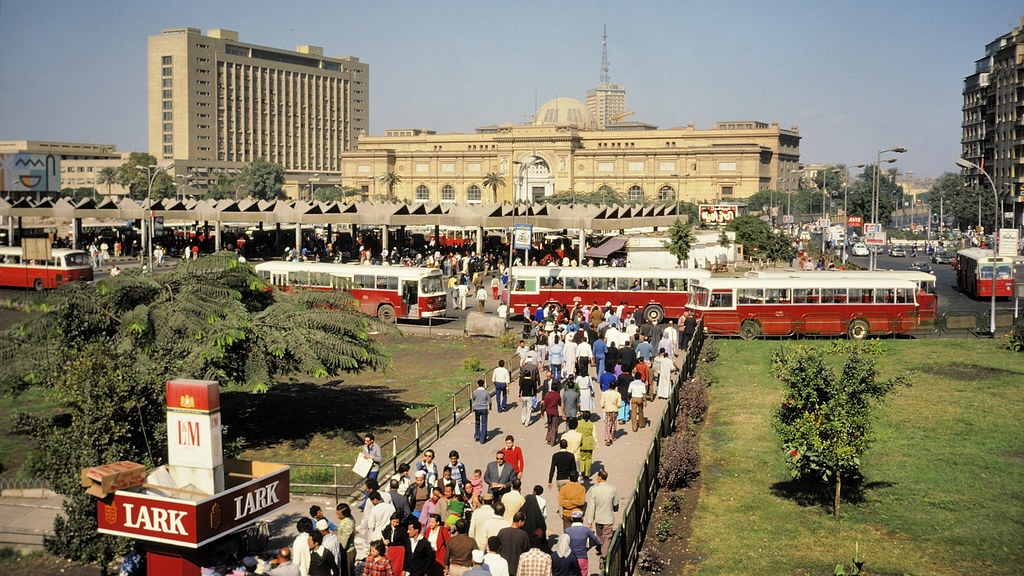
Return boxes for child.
[470,469,484,505]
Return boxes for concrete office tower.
[147,28,368,187]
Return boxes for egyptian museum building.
[339,97,802,206]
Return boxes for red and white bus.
[954,247,1015,299]
[745,269,938,326]
[687,276,924,340]
[0,246,93,290]
[506,266,712,324]
[254,261,447,323]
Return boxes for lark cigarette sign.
[97,463,288,548]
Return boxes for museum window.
[628,185,644,203]
[416,184,430,202]
[441,185,455,202]
[467,185,481,203]
[721,186,734,197]
[658,185,676,202]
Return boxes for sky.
[1,0,1021,180]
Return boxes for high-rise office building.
[961,17,1023,222]
[147,28,368,188]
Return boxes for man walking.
[681,310,697,350]
[519,357,540,427]
[472,379,491,444]
[547,439,577,492]
[476,284,487,312]
[492,359,510,412]
[542,380,562,446]
[600,383,622,446]
[585,470,620,554]
[628,371,647,433]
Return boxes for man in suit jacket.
[483,450,517,501]
[405,519,435,576]
[387,478,412,520]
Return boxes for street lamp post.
[956,158,1000,336]
[135,164,165,274]
[670,173,689,204]
[869,146,907,270]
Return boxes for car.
[851,242,870,256]
[909,261,933,273]
[931,250,952,264]
[889,246,907,257]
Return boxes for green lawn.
[690,338,1024,575]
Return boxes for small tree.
[379,171,403,200]
[237,158,286,200]
[482,172,505,203]
[771,345,909,518]
[666,218,695,267]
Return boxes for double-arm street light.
[136,164,170,274]
[956,158,1000,336]
[868,146,907,270]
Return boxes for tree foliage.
[0,253,394,564]
[921,172,998,232]
[378,171,403,200]
[237,158,286,200]
[725,215,793,262]
[666,218,695,266]
[96,166,118,198]
[482,172,505,203]
[771,345,910,518]
[844,165,903,226]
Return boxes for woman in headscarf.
[520,491,548,547]
[550,533,582,576]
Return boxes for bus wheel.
[739,320,761,341]
[847,319,870,340]
[644,305,665,324]
[32,278,44,291]
[377,304,397,324]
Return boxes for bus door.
[270,271,289,288]
[402,280,419,317]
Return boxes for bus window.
[691,288,710,307]
[737,288,763,304]
[980,265,993,280]
[578,278,589,289]
[710,292,733,308]
[421,274,443,294]
[670,278,688,292]
[793,288,814,304]
[642,278,655,290]
[996,264,1013,279]
[616,277,633,290]
[564,277,578,289]
[655,279,668,291]
[629,279,642,291]
[820,289,835,304]
[540,276,558,288]
[354,274,374,289]
[386,276,399,290]
[591,277,609,290]
[64,252,90,266]
[764,288,787,304]
[833,289,848,303]
[515,278,537,292]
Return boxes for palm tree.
[482,172,506,203]
[379,171,402,200]
[96,166,118,200]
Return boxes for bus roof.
[253,261,442,280]
[955,247,1010,262]
[746,270,936,282]
[511,266,711,279]
[690,277,918,291]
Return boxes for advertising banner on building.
[847,216,863,228]
[698,204,739,225]
[513,224,533,250]
[0,154,61,193]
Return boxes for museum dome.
[533,97,596,129]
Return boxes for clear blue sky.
[1,0,1021,179]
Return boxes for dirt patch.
[921,364,1018,381]
[639,481,704,574]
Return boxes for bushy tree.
[0,253,394,566]
[845,165,902,226]
[726,215,796,263]
[921,172,998,232]
[237,158,286,200]
[771,345,909,518]
[666,218,695,266]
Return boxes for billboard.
[698,204,740,225]
[0,153,61,193]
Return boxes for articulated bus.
[0,246,93,290]
[254,261,447,323]
[954,247,1015,299]
[507,266,712,324]
[745,269,937,326]
[687,276,924,340]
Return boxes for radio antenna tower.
[599,24,610,85]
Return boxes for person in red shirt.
[501,435,525,479]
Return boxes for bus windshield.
[64,252,91,267]
[421,274,444,294]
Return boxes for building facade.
[340,97,801,205]
[962,16,1024,222]
[147,28,368,189]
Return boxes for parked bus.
[686,276,924,340]
[254,261,447,323]
[506,266,712,324]
[745,269,937,326]
[0,246,93,290]
[954,247,1015,299]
